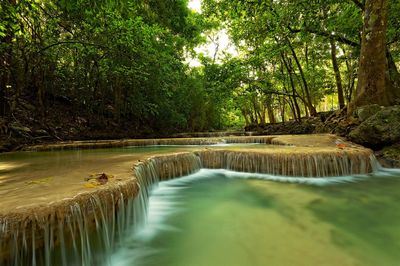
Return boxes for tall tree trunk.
[280,65,297,122]
[281,54,302,122]
[240,108,251,126]
[288,42,317,116]
[329,38,345,109]
[266,100,276,124]
[343,48,356,103]
[251,95,262,124]
[279,97,285,123]
[348,0,392,114]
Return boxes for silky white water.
[0,142,393,266]
[110,168,400,266]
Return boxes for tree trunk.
[344,50,356,103]
[288,42,317,116]
[240,108,251,126]
[279,97,285,123]
[266,101,276,124]
[281,54,302,122]
[252,95,262,124]
[348,0,392,114]
[329,38,345,109]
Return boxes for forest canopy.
[1,0,399,139]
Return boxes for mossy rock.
[349,105,400,147]
[376,144,400,168]
[355,104,383,122]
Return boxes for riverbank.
[1,104,400,167]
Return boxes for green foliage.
[0,0,215,134]
[199,0,399,125]
[1,0,399,134]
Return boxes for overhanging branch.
[288,26,359,47]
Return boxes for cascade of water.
[24,136,282,151]
[132,152,202,231]
[0,181,139,266]
[1,146,378,265]
[199,150,374,177]
[224,136,274,144]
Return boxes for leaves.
[83,172,114,188]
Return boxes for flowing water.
[0,146,193,212]
[111,169,400,266]
[1,144,400,266]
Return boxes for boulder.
[349,105,400,147]
[375,144,400,168]
[355,104,383,122]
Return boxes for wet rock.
[246,118,322,135]
[375,144,400,168]
[315,110,359,137]
[349,105,400,147]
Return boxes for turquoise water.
[2,145,400,266]
[111,169,400,266]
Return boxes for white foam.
[110,168,377,265]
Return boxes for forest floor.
[1,99,399,168]
[0,96,162,152]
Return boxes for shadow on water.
[182,173,277,209]
[110,173,281,266]
[306,174,400,264]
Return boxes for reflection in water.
[111,169,400,266]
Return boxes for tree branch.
[288,26,359,47]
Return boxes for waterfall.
[131,152,201,229]
[1,147,378,265]
[198,149,375,177]
[0,181,139,266]
[223,136,274,144]
[0,152,202,266]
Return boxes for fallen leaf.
[84,172,112,185]
[336,143,346,149]
[97,173,108,185]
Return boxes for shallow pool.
[111,169,400,266]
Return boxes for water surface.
[0,144,263,212]
[2,144,400,266]
[111,169,400,266]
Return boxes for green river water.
[111,169,400,266]
[1,145,400,266]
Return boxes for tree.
[330,38,345,109]
[349,0,400,114]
